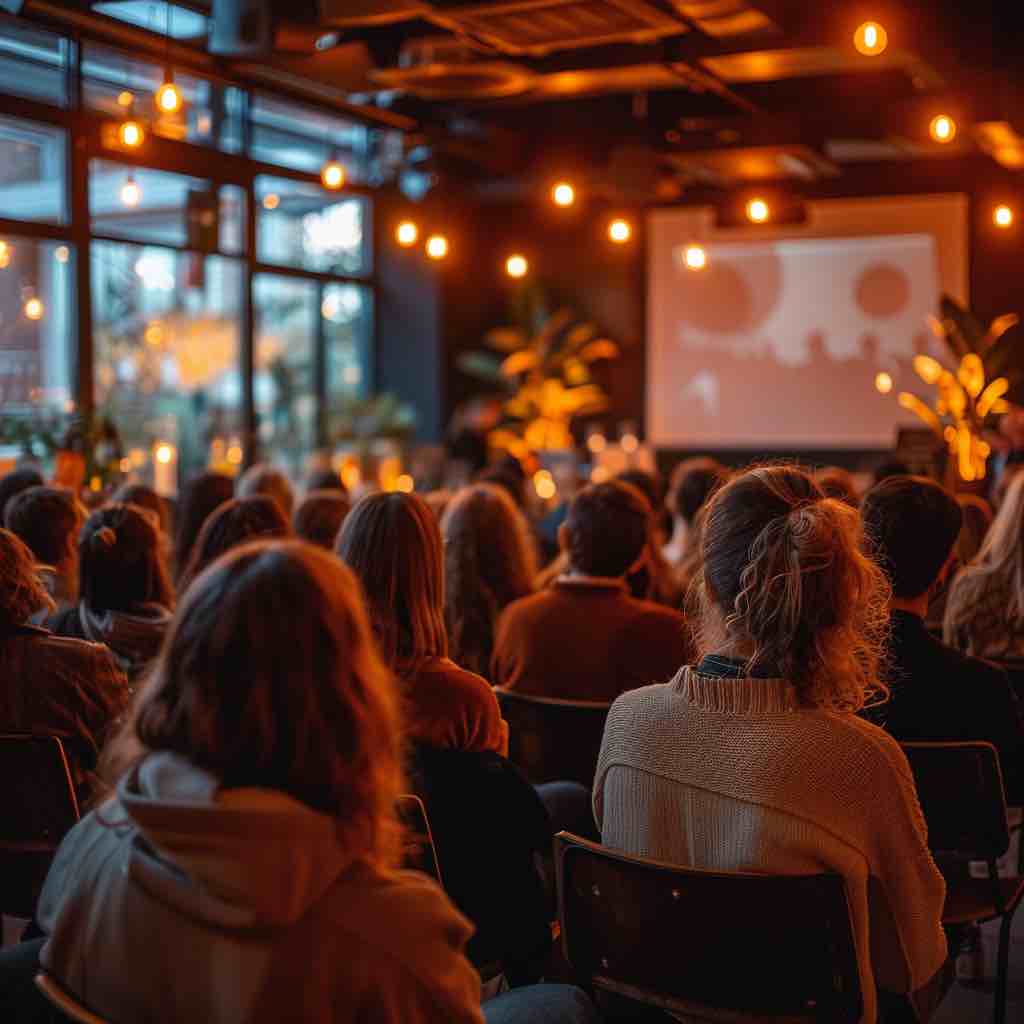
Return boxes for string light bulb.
[396,221,418,247]
[552,182,575,207]
[929,114,956,143]
[875,371,894,394]
[746,197,769,223]
[426,234,449,260]
[854,21,887,56]
[506,254,528,278]
[0,240,9,269]
[155,71,183,114]
[994,205,1014,228]
[262,193,280,210]
[608,218,631,243]
[320,158,345,190]
[120,175,142,207]
[683,244,707,270]
[23,296,44,321]
[119,118,145,148]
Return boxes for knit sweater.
[594,667,948,1024]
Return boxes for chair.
[901,742,1024,1024]
[35,972,112,1024]
[0,735,80,919]
[397,793,443,885]
[494,689,611,787]
[553,832,863,1022]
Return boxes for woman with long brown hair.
[35,541,484,1024]
[595,465,947,1022]
[337,491,505,754]
[441,483,537,677]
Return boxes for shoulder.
[819,710,920,789]
[603,681,681,737]
[625,597,686,626]
[418,658,496,700]
[14,627,116,671]
[498,590,556,622]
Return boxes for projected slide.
[647,196,967,448]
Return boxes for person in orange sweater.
[493,480,689,703]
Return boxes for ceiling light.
[262,193,280,210]
[929,114,956,143]
[120,175,142,207]
[396,221,418,247]
[994,204,1014,228]
[155,72,182,114]
[608,219,631,243]
[321,159,346,190]
[119,119,144,148]
[506,254,528,278]
[683,244,707,270]
[426,234,449,260]
[23,296,44,321]
[117,90,134,108]
[746,197,769,223]
[854,21,887,57]
[875,371,893,394]
[552,182,575,207]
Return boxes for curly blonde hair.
[697,464,890,712]
[0,528,53,630]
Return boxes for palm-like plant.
[896,296,1020,481]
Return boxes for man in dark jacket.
[862,475,1024,803]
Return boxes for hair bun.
[94,526,117,548]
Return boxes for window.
[0,17,73,107]
[93,2,209,41]
[0,236,75,415]
[90,160,245,253]
[324,283,372,402]
[0,115,67,225]
[256,175,369,277]
[92,241,244,482]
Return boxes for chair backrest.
[900,741,1010,860]
[494,689,610,787]
[35,972,113,1024]
[397,793,443,885]
[555,832,863,1023]
[0,734,80,917]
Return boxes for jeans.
[483,984,600,1024]
[535,781,599,841]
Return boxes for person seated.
[304,466,346,494]
[50,504,174,681]
[616,469,682,608]
[493,480,689,703]
[337,492,505,755]
[293,489,351,550]
[177,495,290,592]
[113,482,172,565]
[944,471,1024,660]
[926,492,993,632]
[236,462,295,518]
[862,475,1024,802]
[594,466,948,1023]
[4,486,84,618]
[441,483,537,678]
[35,541,485,1023]
[662,457,727,570]
[172,471,234,583]
[0,466,44,522]
[814,465,859,507]
[0,529,126,798]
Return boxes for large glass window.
[256,175,369,277]
[0,236,75,415]
[0,17,73,107]
[0,115,67,225]
[324,282,372,402]
[92,240,244,482]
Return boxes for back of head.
[122,541,401,863]
[616,469,662,512]
[0,467,44,522]
[79,503,174,614]
[861,475,962,599]
[668,458,728,524]
[814,467,859,508]
[113,483,169,534]
[701,464,889,710]
[0,527,52,631]
[564,480,651,579]
[336,492,447,669]
[180,495,290,592]
[237,463,295,518]
[293,491,351,549]
[174,472,234,582]
[4,486,81,567]
[872,459,910,488]
[304,468,346,495]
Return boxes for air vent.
[431,0,685,56]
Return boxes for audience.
[50,504,174,681]
[862,475,1024,802]
[337,492,505,755]
[112,483,170,536]
[172,471,234,582]
[305,467,346,494]
[35,541,487,1023]
[615,468,682,607]
[663,458,726,569]
[0,528,126,796]
[0,466,44,522]
[441,483,537,677]
[293,489,351,549]
[814,465,859,507]
[236,462,295,519]
[594,465,948,1021]
[944,471,1024,660]
[177,495,290,593]
[4,486,83,617]
[492,480,689,702]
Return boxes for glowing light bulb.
[396,221,418,247]
[854,21,887,56]
[506,254,528,278]
[119,119,144,148]
[0,240,9,269]
[154,443,173,465]
[533,470,556,500]
[155,77,183,114]
[875,371,894,394]
[608,219,631,243]
[684,244,707,270]
[746,198,769,223]
[55,245,69,264]
[552,182,575,207]
[320,160,345,190]
[24,296,43,321]
[929,114,956,143]
[120,176,142,207]
[395,474,415,493]
[117,90,134,108]
[994,205,1014,228]
[426,234,449,260]
[262,193,280,210]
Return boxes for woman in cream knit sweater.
[594,465,947,1024]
